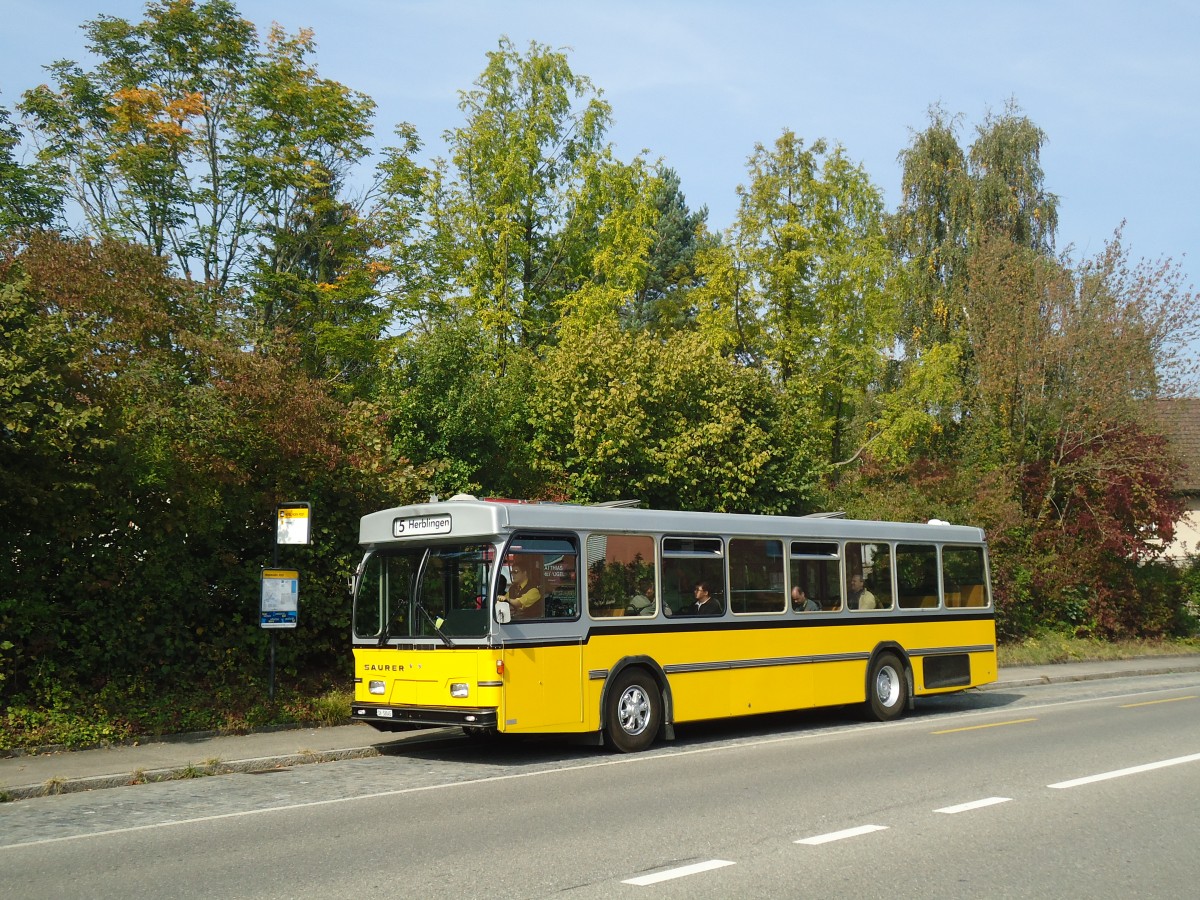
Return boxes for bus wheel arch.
[865,644,912,722]
[602,658,670,752]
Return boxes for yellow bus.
[350,496,996,752]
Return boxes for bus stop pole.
[269,540,278,703]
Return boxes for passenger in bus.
[791,586,820,611]
[503,558,544,619]
[847,573,876,610]
[627,580,655,615]
[678,580,722,615]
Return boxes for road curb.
[983,660,1200,691]
[1,746,388,802]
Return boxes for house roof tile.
[1153,399,1200,494]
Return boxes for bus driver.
[503,557,545,619]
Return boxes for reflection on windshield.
[353,544,493,640]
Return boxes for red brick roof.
[1153,399,1200,494]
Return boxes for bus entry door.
[501,640,583,732]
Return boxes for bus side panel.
[911,618,997,695]
[654,632,733,724]
[582,616,996,727]
[726,627,814,716]
[501,643,584,732]
[668,669,733,723]
[804,658,870,706]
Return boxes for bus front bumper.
[351,703,499,729]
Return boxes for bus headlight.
[369,680,386,695]
[450,682,469,698]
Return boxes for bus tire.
[866,652,908,722]
[605,669,661,753]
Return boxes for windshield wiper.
[415,600,456,648]
[378,605,402,647]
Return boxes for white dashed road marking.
[1048,752,1200,789]
[623,859,736,886]
[935,797,1012,814]
[795,824,888,845]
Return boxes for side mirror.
[494,600,512,624]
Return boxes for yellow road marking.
[1120,695,1197,709]
[932,717,1037,734]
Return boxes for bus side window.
[730,538,785,613]
[789,542,841,612]
[943,545,989,608]
[504,533,580,621]
[662,536,725,617]
[896,543,939,609]
[586,533,656,618]
[845,542,893,610]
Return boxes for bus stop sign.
[261,568,299,628]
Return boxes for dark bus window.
[896,543,940,609]
[730,538,785,613]
[790,557,842,612]
[943,545,989,607]
[791,541,839,557]
[663,537,723,556]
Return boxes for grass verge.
[1,679,353,753]
[998,634,1200,667]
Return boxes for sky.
[2,0,1198,308]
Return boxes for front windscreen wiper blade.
[415,600,456,648]
[378,606,399,647]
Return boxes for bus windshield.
[353,543,493,641]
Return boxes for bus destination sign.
[393,514,452,538]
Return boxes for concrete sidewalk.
[4,656,1200,802]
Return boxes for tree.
[621,166,710,334]
[0,232,421,708]
[706,130,893,465]
[379,317,539,499]
[374,39,670,502]
[0,234,210,699]
[530,320,820,512]
[248,173,388,397]
[917,227,1194,638]
[889,105,971,355]
[0,102,61,233]
[966,229,1194,522]
[881,102,1061,462]
[19,1,375,300]
[968,101,1058,255]
[890,101,1058,360]
[431,37,615,352]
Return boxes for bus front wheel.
[605,669,661,753]
[866,652,909,721]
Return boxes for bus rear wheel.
[866,652,909,721]
[605,669,661,753]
